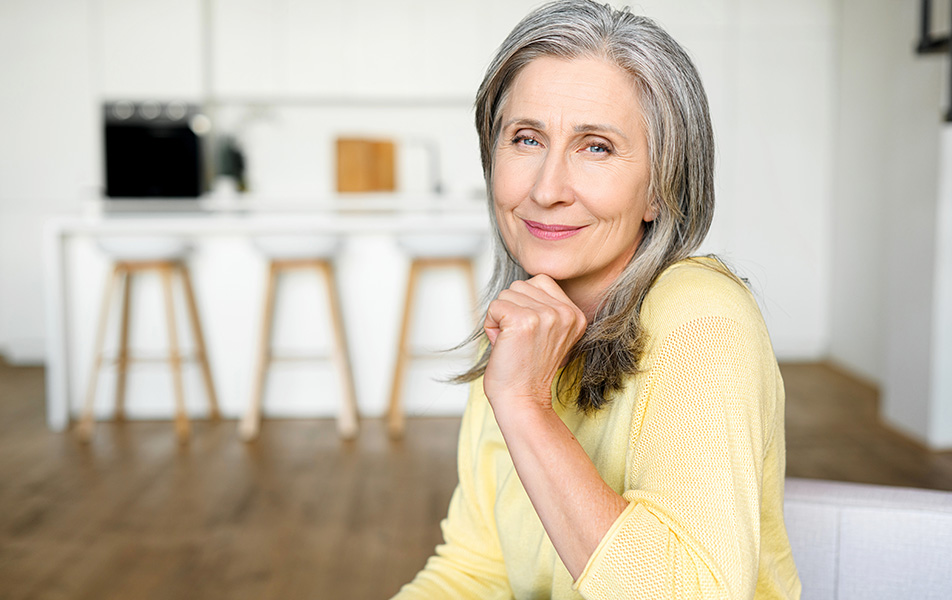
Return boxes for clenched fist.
[483,275,587,414]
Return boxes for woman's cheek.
[492,196,520,252]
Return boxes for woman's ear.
[644,199,660,223]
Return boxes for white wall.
[0,0,98,363]
[829,0,952,449]
[929,128,952,448]
[667,0,836,360]
[880,39,943,446]
[829,0,951,391]
[2,0,837,368]
[828,0,896,384]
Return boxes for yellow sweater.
[392,258,801,599]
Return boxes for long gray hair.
[456,0,716,412]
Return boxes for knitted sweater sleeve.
[389,382,513,599]
[575,310,778,600]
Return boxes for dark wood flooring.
[781,362,952,489]
[1,359,950,599]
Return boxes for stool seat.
[396,232,485,259]
[253,235,341,260]
[97,236,191,261]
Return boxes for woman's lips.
[522,219,586,240]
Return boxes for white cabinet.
[210,0,510,100]
[209,0,280,98]
[95,0,204,99]
[91,0,547,101]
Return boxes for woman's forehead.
[500,56,644,133]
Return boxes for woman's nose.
[529,151,573,208]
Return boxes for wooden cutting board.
[335,138,396,193]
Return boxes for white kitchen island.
[43,196,491,432]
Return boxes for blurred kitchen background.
[2,0,952,597]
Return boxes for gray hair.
[457,0,716,412]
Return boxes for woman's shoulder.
[640,256,765,340]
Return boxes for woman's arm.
[490,397,628,579]
[482,275,627,579]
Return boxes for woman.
[393,1,800,598]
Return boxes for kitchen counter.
[44,198,491,432]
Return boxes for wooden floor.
[1,360,951,599]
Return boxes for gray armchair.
[784,477,952,598]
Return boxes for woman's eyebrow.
[502,117,546,131]
[574,123,629,141]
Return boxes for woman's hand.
[482,275,587,415]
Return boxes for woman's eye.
[586,143,610,154]
[513,135,540,147]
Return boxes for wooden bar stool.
[387,233,485,438]
[239,235,359,441]
[78,238,220,443]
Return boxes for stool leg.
[78,264,122,442]
[388,260,422,438]
[318,261,359,440]
[240,262,279,441]
[114,268,133,421]
[178,263,220,421]
[160,265,190,442]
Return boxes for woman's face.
[493,56,657,303]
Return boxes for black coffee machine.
[103,100,207,198]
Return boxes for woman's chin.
[522,264,573,282]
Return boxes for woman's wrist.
[486,389,559,439]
